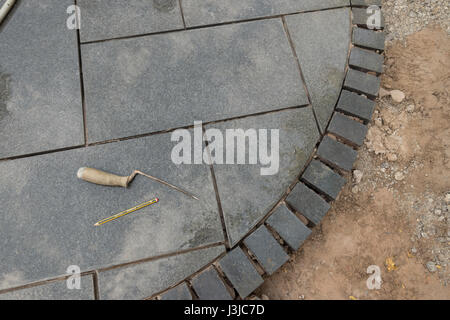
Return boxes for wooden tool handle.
[77,167,129,188]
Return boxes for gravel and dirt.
[257,0,450,300]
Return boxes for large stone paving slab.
[0,276,95,300]
[98,245,224,300]
[182,0,350,27]
[285,8,351,132]
[78,0,184,43]
[0,0,84,159]
[0,131,223,290]
[206,108,320,245]
[81,19,308,143]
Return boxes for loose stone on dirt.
[390,90,406,103]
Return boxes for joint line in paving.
[85,105,310,147]
[0,105,308,161]
[147,250,228,299]
[74,0,88,146]
[0,242,224,295]
[203,127,231,250]
[229,145,318,250]
[281,16,322,135]
[79,6,351,46]
[178,0,187,29]
[98,241,225,273]
[92,271,100,300]
[319,9,357,138]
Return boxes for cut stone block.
[160,283,193,300]
[349,47,384,73]
[352,27,385,51]
[0,0,84,159]
[285,8,351,132]
[336,90,375,122]
[344,69,381,98]
[78,0,184,42]
[352,7,384,29]
[98,245,224,300]
[191,267,232,300]
[266,205,311,250]
[81,19,308,142]
[302,159,346,200]
[244,226,289,275]
[286,183,330,225]
[0,131,223,291]
[182,0,350,27]
[218,247,263,298]
[351,0,382,6]
[317,136,357,171]
[0,276,94,300]
[328,112,368,146]
[207,108,319,245]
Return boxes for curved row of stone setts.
[156,1,385,300]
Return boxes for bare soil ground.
[257,25,450,300]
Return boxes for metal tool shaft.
[131,170,199,201]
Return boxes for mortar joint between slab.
[212,262,239,299]
[178,0,187,29]
[79,6,352,46]
[281,16,323,135]
[203,126,231,250]
[74,0,88,146]
[147,249,228,300]
[263,220,294,254]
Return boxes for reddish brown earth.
[258,26,450,300]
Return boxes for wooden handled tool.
[77,167,129,187]
[0,0,16,24]
[77,167,199,200]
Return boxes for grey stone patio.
[0,0,382,299]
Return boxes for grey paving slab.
[352,7,384,29]
[207,108,320,245]
[317,136,358,171]
[285,8,351,132]
[352,27,385,51]
[350,0,381,7]
[266,205,311,250]
[336,90,375,122]
[81,19,308,143]
[328,112,368,146]
[302,159,346,200]
[99,245,224,300]
[0,276,94,300]
[344,69,381,98]
[160,283,193,300]
[182,0,350,27]
[351,0,382,6]
[244,226,289,275]
[0,0,84,159]
[286,183,331,225]
[191,267,232,300]
[0,131,223,291]
[218,247,263,298]
[78,0,184,43]
[349,47,384,73]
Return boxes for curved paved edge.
[0,3,385,301]
[155,4,384,300]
